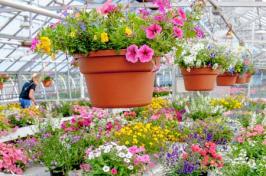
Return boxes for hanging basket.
[0,83,3,90]
[246,73,252,83]
[236,73,248,84]
[42,80,53,88]
[216,72,238,86]
[77,49,159,108]
[181,67,219,91]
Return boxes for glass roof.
[0,0,266,73]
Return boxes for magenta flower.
[154,0,171,14]
[138,45,154,63]
[126,45,139,63]
[111,168,118,175]
[31,37,39,51]
[138,8,150,18]
[178,8,187,20]
[194,26,205,38]
[172,17,184,26]
[154,14,165,22]
[173,26,183,39]
[98,0,117,15]
[145,24,162,39]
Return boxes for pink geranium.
[173,26,183,39]
[172,17,184,26]
[138,45,154,63]
[126,44,139,63]
[98,0,117,15]
[178,8,187,20]
[145,24,162,39]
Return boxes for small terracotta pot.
[217,72,238,86]
[0,83,3,90]
[77,49,159,108]
[236,73,247,84]
[42,80,53,87]
[246,73,252,83]
[181,67,219,91]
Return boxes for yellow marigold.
[101,32,109,43]
[125,27,133,36]
[39,37,51,54]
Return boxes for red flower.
[191,144,201,152]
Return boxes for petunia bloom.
[154,0,171,14]
[126,45,139,63]
[145,24,162,39]
[173,26,183,39]
[138,8,150,18]
[111,168,118,175]
[31,37,39,51]
[138,45,154,63]
[194,26,205,38]
[172,17,184,26]
[98,0,117,15]
[154,14,165,22]
[178,8,187,20]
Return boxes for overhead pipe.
[0,0,62,19]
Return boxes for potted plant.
[177,43,225,91]
[42,75,53,88]
[235,60,248,84]
[32,1,200,108]
[0,74,9,90]
[246,62,255,83]
[216,50,238,86]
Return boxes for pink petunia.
[126,44,139,63]
[31,37,39,51]
[154,0,171,14]
[172,17,184,26]
[98,0,117,15]
[138,8,150,18]
[194,26,205,38]
[145,24,162,39]
[111,168,118,175]
[173,26,183,39]
[154,14,165,22]
[178,8,187,20]
[138,45,154,63]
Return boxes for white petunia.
[124,158,130,163]
[104,148,111,153]
[128,165,134,170]
[88,153,94,160]
[125,153,133,159]
[102,166,110,172]
[95,151,101,157]
[118,152,126,158]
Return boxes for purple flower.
[181,161,197,174]
[210,53,216,58]
[79,22,86,31]
[194,26,205,38]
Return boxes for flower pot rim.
[74,49,127,58]
[180,67,220,75]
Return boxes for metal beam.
[0,0,62,19]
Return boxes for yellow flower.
[70,31,76,38]
[39,37,51,54]
[125,27,133,36]
[101,32,109,43]
[93,35,97,41]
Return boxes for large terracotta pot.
[42,80,53,87]
[246,73,252,83]
[77,49,159,108]
[236,73,247,84]
[217,72,238,86]
[0,83,3,90]
[181,68,219,91]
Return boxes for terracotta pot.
[236,73,247,84]
[246,73,252,83]
[217,72,238,86]
[0,83,3,90]
[181,68,219,91]
[42,80,53,87]
[77,49,159,108]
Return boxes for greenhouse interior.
[0,0,266,175]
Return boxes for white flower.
[104,148,111,153]
[212,63,219,70]
[124,158,130,163]
[128,165,134,170]
[95,151,101,157]
[88,153,94,160]
[102,166,110,172]
[116,146,123,151]
[125,153,133,159]
[118,152,125,158]
[195,60,202,68]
